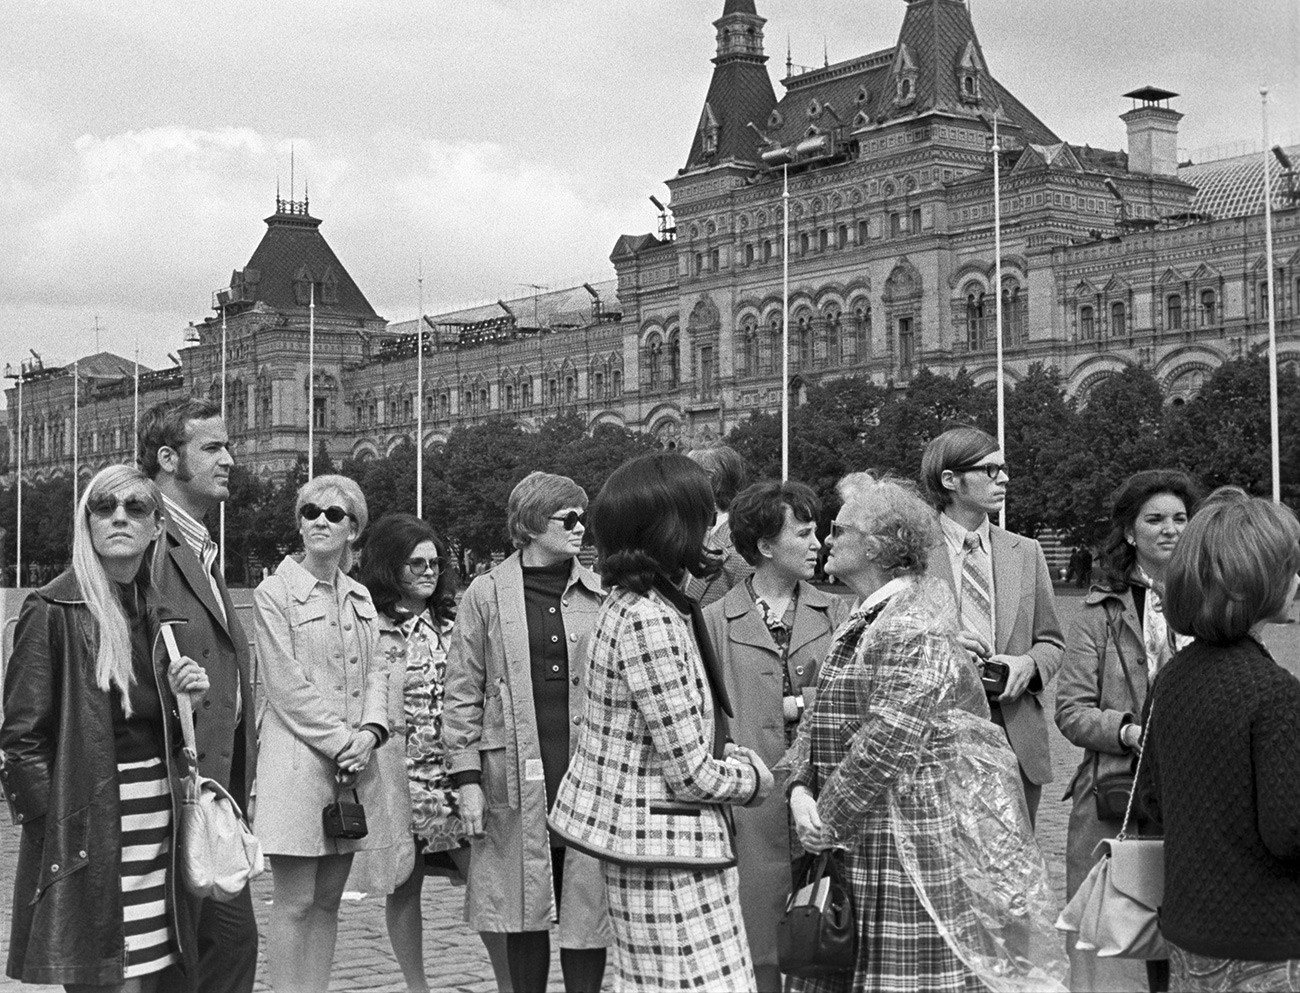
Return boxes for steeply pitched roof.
[723,0,757,13]
[1179,144,1300,220]
[63,351,148,379]
[235,201,379,319]
[767,51,895,147]
[387,279,620,334]
[869,0,1058,144]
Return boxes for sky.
[3,0,1297,387]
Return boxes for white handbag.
[162,624,265,902]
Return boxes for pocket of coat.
[480,746,510,809]
[33,804,90,903]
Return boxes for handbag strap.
[1117,693,1154,839]
[160,623,198,753]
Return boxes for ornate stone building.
[5,0,1299,483]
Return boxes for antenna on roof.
[786,35,792,76]
[823,37,829,68]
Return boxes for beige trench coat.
[252,555,392,856]
[704,580,853,991]
[442,553,611,946]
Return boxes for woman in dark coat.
[2,465,207,991]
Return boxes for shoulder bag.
[1093,599,1143,822]
[776,850,857,977]
[1056,697,1166,960]
[162,625,266,902]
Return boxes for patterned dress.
[784,576,1064,993]
[386,611,465,851]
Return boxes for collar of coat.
[1081,582,1132,609]
[719,576,834,620]
[38,568,86,605]
[275,553,371,604]
[496,550,605,598]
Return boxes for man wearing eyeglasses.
[921,426,1064,825]
[139,396,258,993]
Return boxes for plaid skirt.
[603,862,754,992]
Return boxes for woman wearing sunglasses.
[252,474,390,993]
[3,465,209,990]
[353,513,511,993]
[443,471,611,993]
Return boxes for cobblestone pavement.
[3,592,1298,993]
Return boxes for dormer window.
[896,77,914,105]
[958,41,984,107]
[856,86,870,105]
[807,99,821,119]
[854,110,871,127]
[767,109,784,129]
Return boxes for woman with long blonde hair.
[2,464,209,991]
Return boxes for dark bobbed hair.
[1165,491,1300,644]
[592,452,715,594]
[687,445,748,512]
[730,480,821,567]
[359,513,457,622]
[920,426,999,510]
[1097,469,1204,590]
[138,396,223,478]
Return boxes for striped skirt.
[118,757,178,980]
[603,862,754,992]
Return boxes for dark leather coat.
[1,570,196,986]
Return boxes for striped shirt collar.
[162,493,213,559]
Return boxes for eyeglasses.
[953,463,1008,481]
[299,504,354,524]
[88,495,156,520]
[549,511,587,531]
[829,520,865,539]
[405,557,440,576]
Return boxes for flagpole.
[5,363,23,587]
[782,161,790,482]
[72,359,80,508]
[416,261,425,519]
[1261,88,1280,503]
[308,281,316,480]
[133,337,140,465]
[219,301,227,576]
[991,111,1007,529]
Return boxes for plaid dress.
[786,577,984,993]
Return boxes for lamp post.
[133,337,140,465]
[219,298,227,576]
[983,110,1008,528]
[1261,87,1280,503]
[782,161,791,482]
[72,359,80,508]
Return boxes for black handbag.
[776,851,857,978]
[322,786,368,840]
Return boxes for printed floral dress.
[383,611,465,852]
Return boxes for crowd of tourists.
[2,394,1298,993]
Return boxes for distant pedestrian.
[253,474,391,993]
[550,452,773,992]
[2,465,209,989]
[922,426,1064,825]
[443,471,611,993]
[703,480,852,992]
[1055,468,1201,992]
[354,513,511,993]
[1136,489,1300,991]
[685,445,754,607]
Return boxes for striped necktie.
[960,532,994,650]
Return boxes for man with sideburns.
[139,397,258,992]
[922,426,1064,825]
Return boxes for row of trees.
[2,357,1297,586]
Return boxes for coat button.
[562,599,569,607]
[78,850,87,859]
[551,665,560,673]
[572,716,582,726]
[202,649,211,658]
[569,634,577,642]
[550,635,559,643]
[352,690,361,698]
[548,607,557,614]
[350,657,358,665]
[203,700,212,709]
[572,677,580,686]
[795,666,805,676]
[14,812,22,822]
[344,623,353,631]
[50,863,59,872]
[198,752,206,762]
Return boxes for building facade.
[5,0,1300,483]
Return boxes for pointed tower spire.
[684,0,778,171]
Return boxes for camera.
[980,659,1009,696]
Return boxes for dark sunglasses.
[300,504,354,524]
[829,520,865,539]
[405,557,440,576]
[88,495,156,520]
[549,510,587,531]
[952,463,1008,481]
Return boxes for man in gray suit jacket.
[922,427,1064,824]
[140,397,258,993]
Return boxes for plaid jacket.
[549,588,760,867]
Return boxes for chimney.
[1120,86,1182,177]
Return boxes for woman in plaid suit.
[783,472,1064,993]
[550,452,775,992]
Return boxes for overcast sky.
[3,0,1297,384]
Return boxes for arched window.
[667,331,681,388]
[646,334,663,390]
[823,305,841,365]
[966,292,986,350]
[1110,301,1126,336]
[738,316,758,378]
[1166,293,1182,330]
[1079,305,1095,340]
[1002,283,1026,344]
[796,311,814,368]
